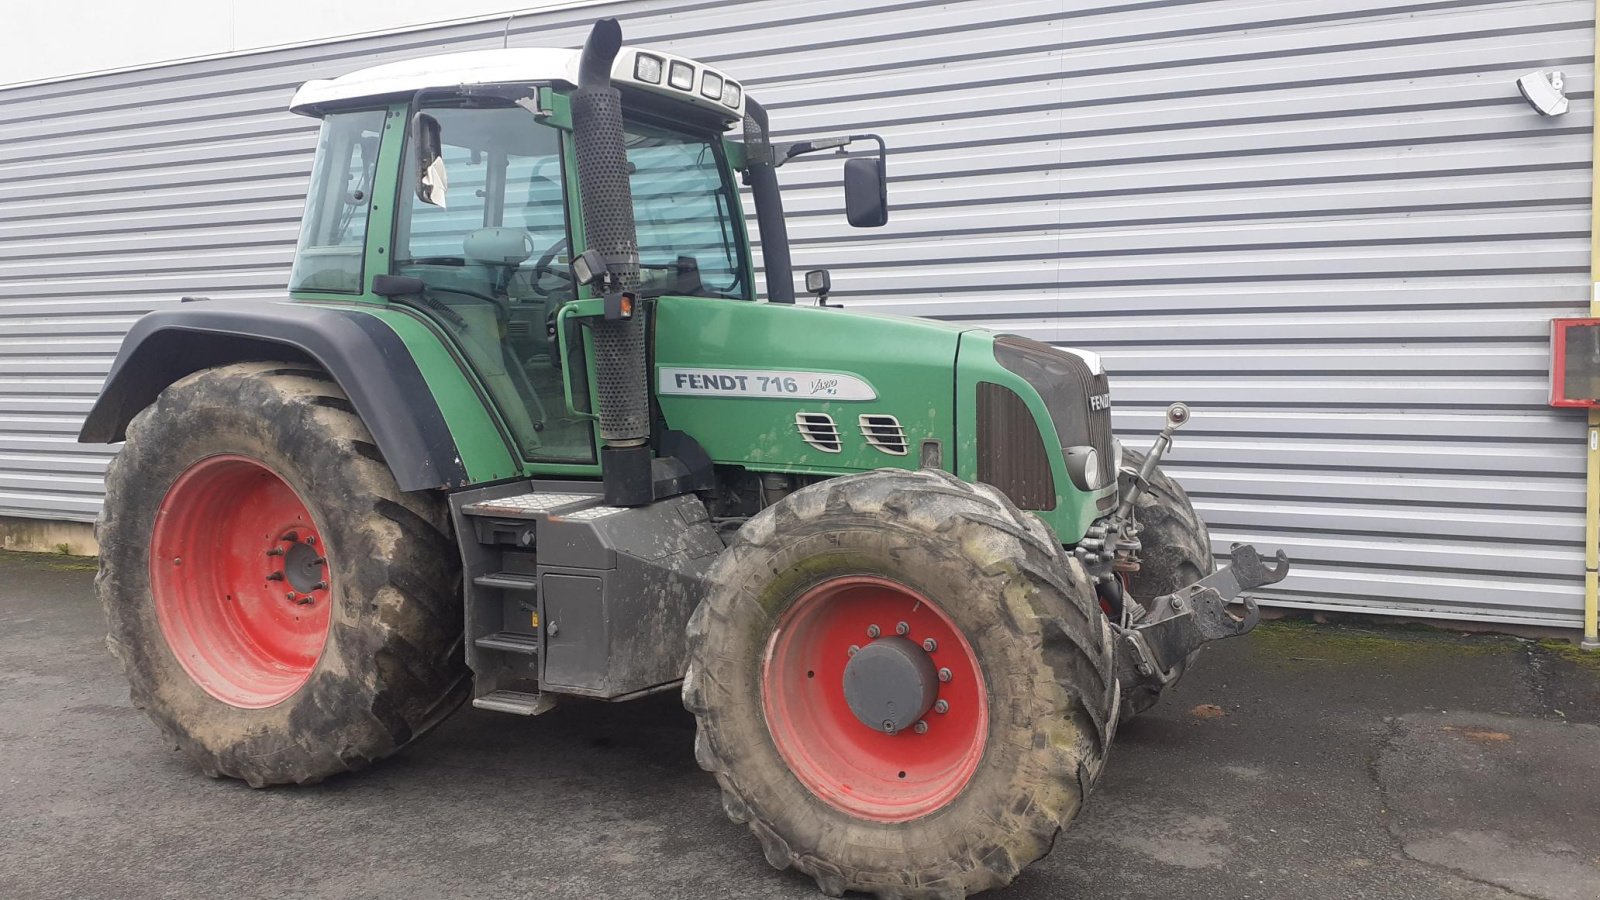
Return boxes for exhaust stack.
[571,19,652,506]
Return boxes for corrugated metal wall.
[1,0,1592,626]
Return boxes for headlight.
[1064,446,1101,491]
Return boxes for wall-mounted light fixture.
[1517,70,1568,116]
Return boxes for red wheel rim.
[149,455,332,709]
[762,576,988,822]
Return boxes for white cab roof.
[289,46,745,123]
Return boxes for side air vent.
[795,412,842,453]
[858,414,908,455]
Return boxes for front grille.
[992,335,1115,488]
[976,383,1056,510]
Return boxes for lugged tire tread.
[97,361,467,786]
[683,468,1117,899]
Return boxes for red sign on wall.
[1550,318,1600,407]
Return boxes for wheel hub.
[843,636,937,733]
[149,455,333,709]
[278,534,326,595]
[762,575,988,822]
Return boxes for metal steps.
[474,631,540,655]
[472,572,537,592]
[471,689,557,716]
[461,491,601,520]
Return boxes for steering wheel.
[529,237,574,297]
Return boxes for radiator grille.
[993,335,1115,488]
[976,383,1056,510]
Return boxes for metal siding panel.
[0,0,1590,628]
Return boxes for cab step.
[473,572,537,592]
[471,689,557,716]
[474,631,540,655]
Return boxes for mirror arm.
[778,133,886,166]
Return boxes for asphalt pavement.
[2,548,1598,900]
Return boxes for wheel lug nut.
[266,548,285,557]
[922,638,938,652]
[896,621,910,635]
[312,557,326,567]
[282,532,298,543]
[913,721,928,734]
[286,592,298,601]
[313,582,328,591]
[296,595,315,606]
[882,720,896,734]
[938,667,953,683]
[934,700,949,714]
[266,572,284,582]
[305,536,316,546]
[848,644,860,656]
[866,624,880,638]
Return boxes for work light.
[701,71,723,100]
[634,53,663,84]
[668,61,694,90]
[721,80,742,108]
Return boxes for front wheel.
[684,469,1118,899]
[97,362,468,786]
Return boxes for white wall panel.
[0,0,1591,627]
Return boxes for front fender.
[80,301,480,492]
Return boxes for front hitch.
[1113,543,1290,687]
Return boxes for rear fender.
[79,301,478,491]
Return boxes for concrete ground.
[2,549,1598,900]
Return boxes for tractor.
[79,19,1289,899]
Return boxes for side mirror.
[843,156,887,227]
[412,112,447,208]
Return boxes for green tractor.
[81,19,1287,899]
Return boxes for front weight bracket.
[1113,544,1290,687]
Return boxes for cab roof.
[289,46,746,123]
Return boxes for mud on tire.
[683,468,1119,899]
[96,362,468,786]
[1119,448,1215,718]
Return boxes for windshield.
[624,120,749,300]
[387,101,748,464]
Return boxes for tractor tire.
[1118,447,1214,718]
[683,468,1119,900]
[96,361,468,787]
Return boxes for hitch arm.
[1114,544,1290,687]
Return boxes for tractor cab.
[285,47,762,465]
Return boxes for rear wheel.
[97,362,468,786]
[1119,448,1214,717]
[684,469,1118,899]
